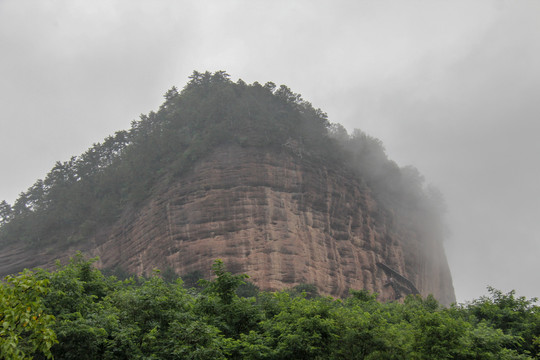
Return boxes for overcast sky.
[1,0,539,303]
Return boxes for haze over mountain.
[0,72,455,305]
[1,1,539,303]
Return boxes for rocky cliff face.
[0,143,455,305]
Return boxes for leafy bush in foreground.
[2,256,538,359]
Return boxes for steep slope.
[0,71,455,305]
[92,144,454,304]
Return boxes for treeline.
[0,70,444,248]
[1,256,539,359]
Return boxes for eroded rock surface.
[0,144,455,305]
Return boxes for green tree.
[256,294,339,359]
[0,270,57,360]
[196,260,261,340]
[200,260,248,305]
[2,254,538,359]
[290,283,319,299]
[463,287,540,358]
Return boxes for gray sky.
[1,0,539,303]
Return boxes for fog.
[1,0,539,303]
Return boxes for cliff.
[0,72,455,305]
[1,143,454,305]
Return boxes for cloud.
[355,2,540,300]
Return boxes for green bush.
[3,256,537,359]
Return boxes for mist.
[1,0,539,303]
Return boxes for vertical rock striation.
[0,73,455,305]
[0,143,455,305]
[82,144,455,305]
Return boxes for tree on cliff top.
[0,71,444,251]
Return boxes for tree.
[253,294,339,359]
[290,283,319,299]
[463,287,540,358]
[0,270,57,360]
[0,200,12,226]
[196,260,261,340]
[199,260,248,305]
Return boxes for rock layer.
[1,144,455,305]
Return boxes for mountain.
[0,71,455,305]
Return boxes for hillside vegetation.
[1,256,539,359]
[0,71,444,249]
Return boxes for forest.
[1,255,539,359]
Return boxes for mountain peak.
[0,71,455,305]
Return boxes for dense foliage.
[0,270,56,359]
[0,71,444,248]
[1,257,538,359]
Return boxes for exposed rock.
[0,144,455,305]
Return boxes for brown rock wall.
[0,144,455,305]
[90,144,454,304]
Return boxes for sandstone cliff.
[0,72,455,305]
[1,143,453,305]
